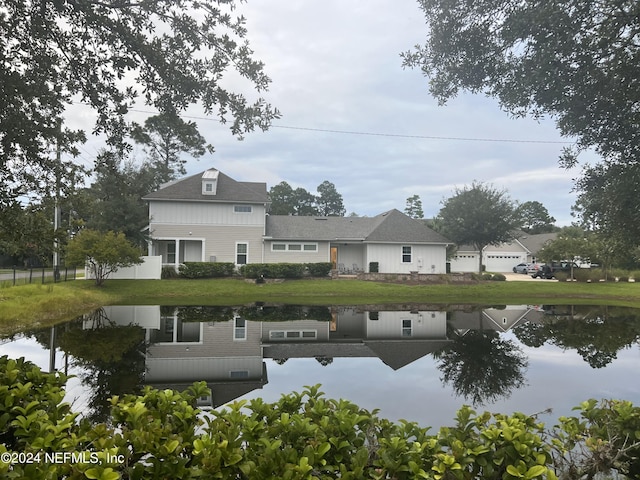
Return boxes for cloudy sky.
[71,0,600,225]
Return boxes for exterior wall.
[263,240,330,264]
[260,320,330,342]
[149,201,266,226]
[334,244,365,272]
[147,318,261,358]
[365,243,447,274]
[150,224,264,264]
[365,311,448,339]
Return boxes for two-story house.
[143,168,451,274]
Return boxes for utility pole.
[53,122,61,280]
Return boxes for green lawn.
[1,277,639,334]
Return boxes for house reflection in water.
[96,305,544,408]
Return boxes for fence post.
[29,268,33,284]
[13,266,16,286]
[42,268,45,284]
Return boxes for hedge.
[2,355,639,479]
[240,262,332,279]
[178,262,235,279]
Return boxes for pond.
[2,303,639,429]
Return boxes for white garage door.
[449,253,479,272]
[485,254,526,272]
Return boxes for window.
[402,246,412,263]
[229,370,249,379]
[402,319,412,337]
[234,205,252,213]
[167,241,176,263]
[236,243,248,264]
[269,330,317,340]
[234,317,246,340]
[270,243,318,252]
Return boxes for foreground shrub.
[2,355,639,479]
[178,262,235,279]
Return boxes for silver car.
[513,263,531,274]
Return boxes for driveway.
[504,272,557,282]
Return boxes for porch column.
[175,239,181,270]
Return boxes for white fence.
[85,256,162,280]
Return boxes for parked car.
[513,263,536,274]
[531,262,579,279]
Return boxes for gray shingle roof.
[516,232,557,255]
[142,168,269,203]
[266,209,450,244]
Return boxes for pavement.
[503,272,557,282]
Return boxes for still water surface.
[2,303,639,429]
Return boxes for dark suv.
[531,262,579,279]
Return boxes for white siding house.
[144,168,451,274]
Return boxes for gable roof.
[266,209,450,244]
[516,232,557,255]
[142,168,269,204]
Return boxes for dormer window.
[202,169,219,195]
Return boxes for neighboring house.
[449,232,557,273]
[143,168,451,274]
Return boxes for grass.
[2,277,640,335]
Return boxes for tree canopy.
[65,229,142,286]
[1,0,279,205]
[403,0,640,168]
[268,181,346,216]
[131,111,214,184]
[403,0,640,255]
[404,194,424,219]
[515,201,557,234]
[437,182,519,273]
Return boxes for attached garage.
[484,253,526,272]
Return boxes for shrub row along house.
[143,168,451,275]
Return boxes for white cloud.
[64,0,595,226]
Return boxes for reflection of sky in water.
[2,336,91,415]
[3,314,640,431]
[234,345,639,429]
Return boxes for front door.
[330,247,338,269]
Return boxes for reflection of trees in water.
[56,309,147,423]
[434,329,528,406]
[513,306,640,368]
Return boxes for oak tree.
[403,0,640,247]
[438,182,519,273]
[1,0,278,205]
[403,0,640,168]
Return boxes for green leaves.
[65,229,143,286]
[2,357,639,479]
[1,0,279,204]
